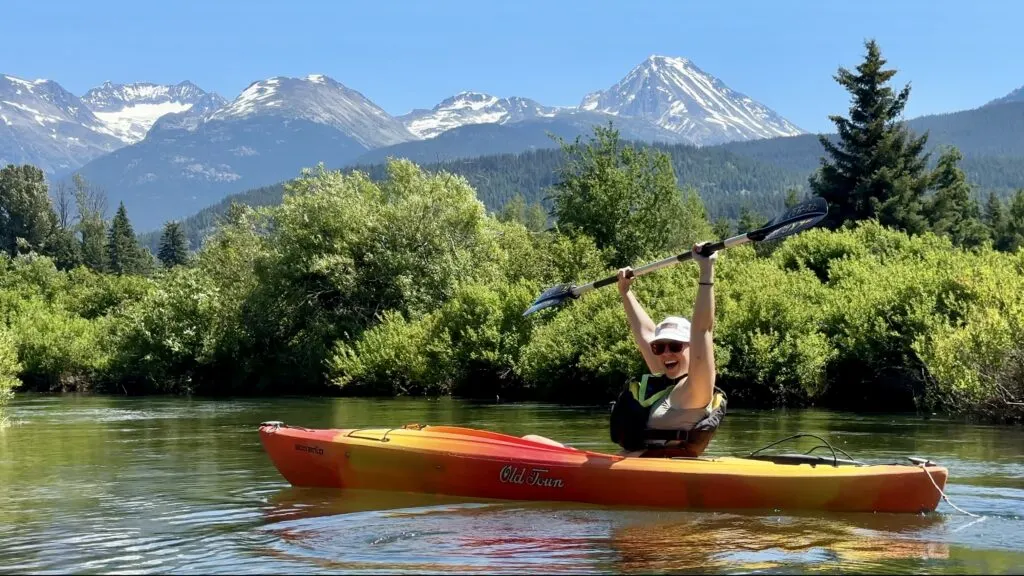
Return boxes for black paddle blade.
[747,197,829,242]
[523,283,577,316]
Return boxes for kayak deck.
[258,421,949,515]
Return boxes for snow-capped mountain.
[81,80,225,143]
[579,55,805,145]
[63,74,421,230]
[0,74,123,174]
[398,91,563,139]
[207,74,416,148]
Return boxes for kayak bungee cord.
[745,433,862,467]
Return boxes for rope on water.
[918,462,982,518]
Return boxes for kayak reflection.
[609,513,949,573]
[260,486,952,574]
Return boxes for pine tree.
[107,202,146,275]
[157,220,190,268]
[984,191,1010,251]
[925,146,989,249]
[809,39,932,232]
[736,205,767,235]
[712,217,732,240]
[1006,189,1024,253]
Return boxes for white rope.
[919,463,982,518]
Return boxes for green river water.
[1,394,1022,574]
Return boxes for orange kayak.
[258,421,949,514]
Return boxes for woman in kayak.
[525,242,723,456]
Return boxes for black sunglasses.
[651,341,687,355]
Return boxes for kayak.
[258,421,949,514]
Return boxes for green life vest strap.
[632,373,675,408]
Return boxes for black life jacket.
[609,373,727,457]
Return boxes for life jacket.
[609,373,727,457]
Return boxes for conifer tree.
[1005,189,1024,252]
[107,202,146,275]
[736,205,767,235]
[157,220,190,268]
[984,191,1010,250]
[925,146,990,249]
[810,39,931,233]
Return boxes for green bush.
[106,266,223,394]
[0,326,20,411]
[713,257,835,407]
[328,309,439,396]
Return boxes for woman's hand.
[693,241,717,283]
[617,267,634,296]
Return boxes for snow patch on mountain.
[81,80,219,143]
[399,91,563,139]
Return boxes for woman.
[526,242,721,456]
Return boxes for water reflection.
[253,487,985,574]
[1,394,1022,574]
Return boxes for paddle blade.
[747,197,829,242]
[523,283,578,316]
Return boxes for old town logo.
[499,465,565,488]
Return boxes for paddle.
[523,197,829,316]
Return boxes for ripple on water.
[2,396,1024,574]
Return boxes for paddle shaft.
[576,232,751,297]
[521,197,829,316]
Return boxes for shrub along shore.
[1,40,1022,423]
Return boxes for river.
[1,394,1022,574]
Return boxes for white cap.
[653,316,691,343]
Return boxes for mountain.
[0,74,122,174]
[985,85,1024,107]
[80,80,225,144]
[65,116,369,232]
[352,54,808,164]
[206,74,416,148]
[398,91,563,138]
[352,110,687,166]
[61,74,422,231]
[719,100,1024,174]
[579,55,806,145]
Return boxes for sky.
[3,0,1022,134]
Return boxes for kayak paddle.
[523,196,829,316]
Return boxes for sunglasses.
[651,341,687,355]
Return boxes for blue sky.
[4,0,1021,133]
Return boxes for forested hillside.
[139,139,812,253]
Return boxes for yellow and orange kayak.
[258,421,949,514]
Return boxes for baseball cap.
[653,316,691,343]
